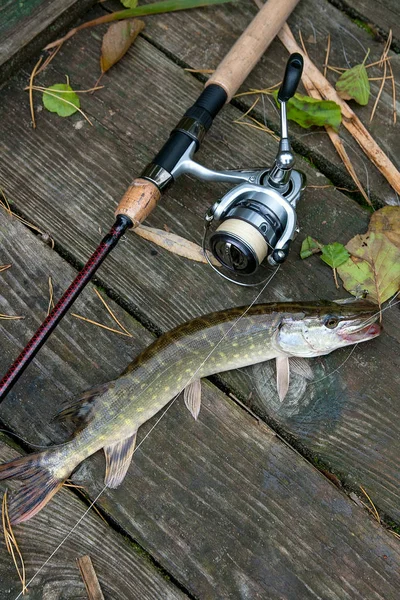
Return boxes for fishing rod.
[0,0,304,401]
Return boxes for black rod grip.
[278,53,304,102]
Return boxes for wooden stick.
[277,23,400,195]
[206,0,300,101]
[77,555,105,600]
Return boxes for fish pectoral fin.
[54,382,112,432]
[289,357,314,380]
[184,379,202,420]
[104,432,137,488]
[276,356,290,402]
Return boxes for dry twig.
[370,30,392,123]
[0,264,11,273]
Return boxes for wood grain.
[125,0,400,204]
[0,28,399,525]
[1,214,400,599]
[0,439,188,599]
[330,0,400,48]
[0,0,96,85]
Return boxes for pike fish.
[0,301,381,524]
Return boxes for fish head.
[275,301,382,357]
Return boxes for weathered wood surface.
[0,439,188,599]
[0,21,399,523]
[330,0,400,48]
[2,214,400,599]
[103,0,400,205]
[0,0,96,85]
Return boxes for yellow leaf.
[369,206,400,249]
[337,232,400,306]
[100,19,145,74]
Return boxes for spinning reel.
[173,53,306,285]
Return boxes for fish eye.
[325,316,339,329]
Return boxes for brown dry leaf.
[369,206,400,248]
[337,231,400,306]
[135,225,220,265]
[100,19,145,74]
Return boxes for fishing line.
[12,267,280,599]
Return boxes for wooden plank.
[0,0,95,85]
[329,0,400,48]
[2,213,400,599]
[0,438,188,599]
[0,27,399,525]
[101,0,399,205]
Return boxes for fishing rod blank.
[0,0,301,401]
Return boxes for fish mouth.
[339,321,382,342]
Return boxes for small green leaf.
[273,91,342,130]
[320,242,350,268]
[42,84,80,117]
[300,236,324,259]
[120,0,138,7]
[335,63,370,105]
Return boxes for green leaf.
[42,84,80,117]
[335,63,370,105]
[300,236,324,259]
[337,232,400,305]
[273,91,342,130]
[108,0,233,22]
[320,242,350,268]
[120,0,138,7]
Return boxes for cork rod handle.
[206,0,300,102]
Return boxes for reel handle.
[206,0,300,102]
[278,53,304,102]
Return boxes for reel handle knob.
[278,53,304,103]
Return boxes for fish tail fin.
[0,447,75,524]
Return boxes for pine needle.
[184,68,215,74]
[323,33,330,78]
[359,485,381,524]
[0,314,24,321]
[0,264,11,273]
[387,58,397,124]
[28,56,43,129]
[29,86,93,126]
[26,85,104,94]
[234,81,281,97]
[71,314,132,337]
[298,29,309,57]
[2,491,28,595]
[0,188,46,236]
[47,276,55,316]
[234,96,260,121]
[370,30,392,123]
[93,288,133,337]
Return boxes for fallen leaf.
[335,55,370,105]
[100,18,145,74]
[300,235,324,259]
[320,242,350,268]
[337,232,400,305]
[42,83,80,117]
[369,206,400,249]
[274,91,341,130]
[135,225,219,265]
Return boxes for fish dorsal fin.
[276,356,290,402]
[104,433,137,488]
[184,379,202,420]
[54,382,112,432]
[289,357,314,380]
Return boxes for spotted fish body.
[0,301,381,523]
